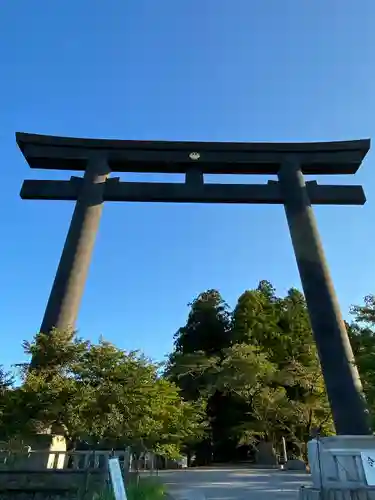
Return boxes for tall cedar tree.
[169,282,333,462]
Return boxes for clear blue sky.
[1,1,375,369]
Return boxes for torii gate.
[17,132,371,436]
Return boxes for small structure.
[300,436,375,500]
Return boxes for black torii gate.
[17,132,371,436]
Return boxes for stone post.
[278,159,371,435]
[39,155,110,335]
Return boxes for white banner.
[109,457,127,500]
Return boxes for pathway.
[159,467,311,500]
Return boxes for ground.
[159,467,312,500]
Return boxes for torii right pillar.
[278,159,371,436]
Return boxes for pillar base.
[300,436,375,500]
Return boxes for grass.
[127,477,166,500]
[92,476,167,500]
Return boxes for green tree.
[212,343,284,445]
[167,290,232,463]
[6,330,204,458]
[72,339,205,456]
[231,283,333,457]
[351,295,375,324]
[169,282,333,462]
[349,296,375,428]
[231,284,279,347]
[173,290,232,356]
[0,366,14,441]
[10,329,88,439]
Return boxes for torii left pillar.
[39,155,110,335]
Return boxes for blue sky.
[1,0,375,369]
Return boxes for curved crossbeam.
[16,132,370,175]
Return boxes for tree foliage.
[167,282,335,462]
[2,284,375,464]
[2,331,205,459]
[349,295,375,428]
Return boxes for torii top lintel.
[16,132,370,176]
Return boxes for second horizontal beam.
[20,180,366,205]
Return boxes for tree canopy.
[167,283,375,463]
[1,283,375,463]
[0,330,205,459]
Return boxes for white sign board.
[109,457,127,500]
[361,451,375,485]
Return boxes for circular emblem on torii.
[189,152,200,160]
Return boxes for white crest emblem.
[189,152,200,160]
